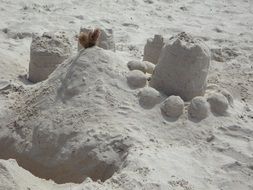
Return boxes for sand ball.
[207,93,229,115]
[188,96,209,120]
[138,87,161,108]
[143,61,155,74]
[143,34,164,64]
[127,60,147,73]
[126,70,147,88]
[161,95,184,118]
[28,32,71,83]
[219,89,234,106]
[150,32,210,101]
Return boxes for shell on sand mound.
[0,47,132,184]
[150,32,210,101]
[78,27,115,51]
[28,32,71,83]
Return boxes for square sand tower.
[28,32,71,83]
[150,32,210,101]
[143,34,164,64]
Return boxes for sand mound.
[28,32,71,83]
[0,47,132,184]
[150,32,210,101]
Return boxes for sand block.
[78,27,115,51]
[161,95,184,118]
[150,32,210,101]
[143,34,164,64]
[28,32,71,83]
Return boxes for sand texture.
[0,0,253,190]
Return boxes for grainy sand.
[0,0,253,190]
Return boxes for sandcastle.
[78,27,115,51]
[150,32,211,101]
[28,32,71,83]
[126,32,234,119]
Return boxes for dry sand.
[0,0,253,190]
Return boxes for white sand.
[0,0,253,190]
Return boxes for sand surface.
[0,0,253,190]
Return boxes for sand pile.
[0,47,133,184]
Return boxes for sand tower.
[28,32,71,83]
[143,34,164,64]
[150,32,210,101]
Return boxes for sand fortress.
[0,29,250,190]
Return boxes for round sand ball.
[127,60,147,73]
[188,96,209,120]
[138,87,161,108]
[143,61,155,74]
[219,89,234,106]
[161,95,184,118]
[207,93,229,115]
[127,70,147,88]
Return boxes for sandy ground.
[0,0,253,190]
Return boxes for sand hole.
[0,134,130,184]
